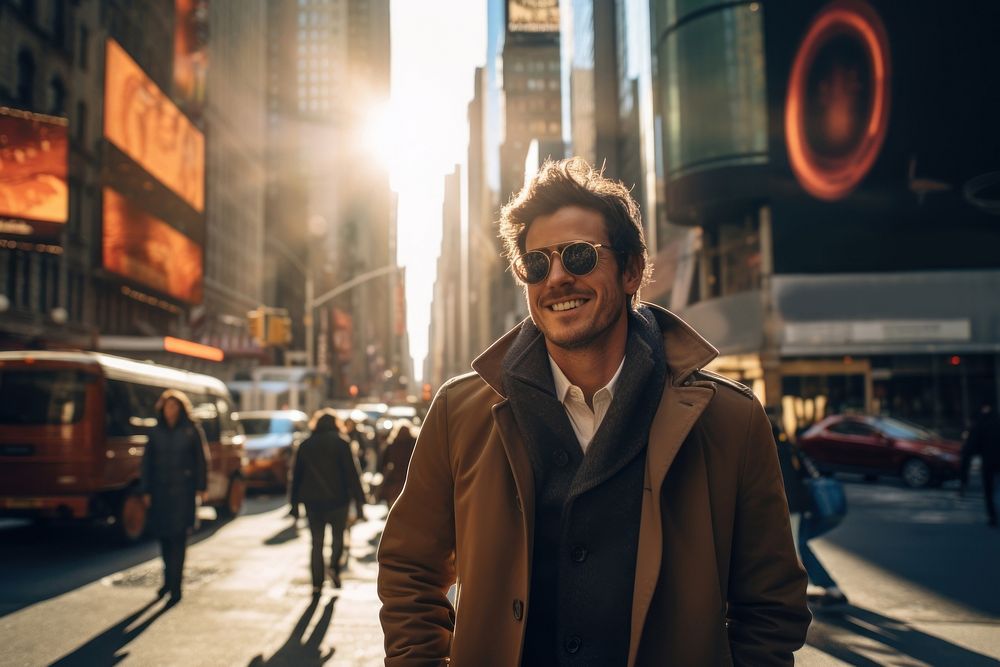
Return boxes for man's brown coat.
[378,305,810,665]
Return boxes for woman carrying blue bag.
[772,418,849,607]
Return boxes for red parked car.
[798,415,962,488]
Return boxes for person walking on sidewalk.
[378,419,417,506]
[772,418,848,606]
[963,403,1000,527]
[140,389,208,605]
[289,409,367,594]
[378,158,810,666]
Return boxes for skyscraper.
[265,0,395,397]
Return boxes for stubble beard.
[537,295,627,352]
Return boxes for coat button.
[553,450,569,467]
[512,599,524,621]
[565,636,582,654]
[570,545,588,563]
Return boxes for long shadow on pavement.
[0,496,289,617]
[263,518,300,546]
[821,479,1000,618]
[248,595,337,666]
[241,493,291,517]
[807,604,999,666]
[46,597,170,666]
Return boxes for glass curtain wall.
[652,0,767,177]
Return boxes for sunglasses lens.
[562,242,599,276]
[519,251,550,284]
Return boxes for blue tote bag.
[804,476,847,536]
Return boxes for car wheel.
[218,476,245,519]
[115,493,147,543]
[901,459,932,489]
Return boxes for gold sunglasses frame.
[513,241,611,284]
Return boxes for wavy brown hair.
[498,157,652,306]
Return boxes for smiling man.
[377,158,810,666]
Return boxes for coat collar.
[472,302,719,394]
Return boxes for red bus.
[0,351,246,541]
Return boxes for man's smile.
[549,298,588,312]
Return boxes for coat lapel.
[492,400,536,556]
[627,379,715,667]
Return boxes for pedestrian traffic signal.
[422,383,432,402]
[247,308,266,345]
[267,315,293,346]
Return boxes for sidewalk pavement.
[0,502,387,667]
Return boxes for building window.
[51,0,66,46]
[17,50,36,107]
[698,216,761,298]
[21,0,37,23]
[48,77,66,115]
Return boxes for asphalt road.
[797,477,1000,665]
[0,480,997,666]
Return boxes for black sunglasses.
[513,240,614,285]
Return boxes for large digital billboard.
[508,0,559,33]
[0,107,68,240]
[104,39,205,213]
[103,187,203,303]
[785,0,891,201]
[173,0,209,115]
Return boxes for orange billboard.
[104,39,205,212]
[103,187,203,303]
[0,107,68,237]
[173,0,209,114]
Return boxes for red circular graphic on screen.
[785,0,890,201]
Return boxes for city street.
[797,479,1000,665]
[1,480,998,666]
[0,496,387,666]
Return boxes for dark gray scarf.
[501,305,668,498]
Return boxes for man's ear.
[623,254,643,296]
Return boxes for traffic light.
[422,383,432,402]
[267,315,293,346]
[247,308,265,345]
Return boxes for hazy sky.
[386,2,487,383]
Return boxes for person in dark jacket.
[963,404,1000,527]
[772,417,847,606]
[378,419,417,506]
[289,409,368,594]
[139,389,208,604]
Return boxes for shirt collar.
[548,354,626,404]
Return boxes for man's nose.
[545,251,573,286]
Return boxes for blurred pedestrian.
[139,389,208,604]
[289,409,367,594]
[772,417,848,606]
[378,158,809,665]
[378,419,417,506]
[343,416,371,474]
[962,403,1000,527]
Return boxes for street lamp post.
[305,263,402,370]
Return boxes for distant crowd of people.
[139,389,422,603]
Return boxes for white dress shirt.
[548,354,626,453]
